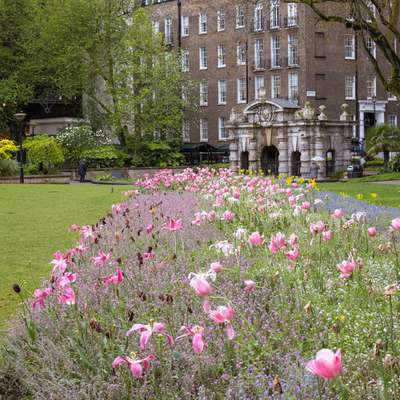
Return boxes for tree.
[14,1,193,146]
[366,123,400,170]
[290,0,400,96]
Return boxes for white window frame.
[217,45,226,68]
[218,80,227,105]
[254,39,264,69]
[270,0,281,29]
[200,119,208,142]
[199,12,207,34]
[199,81,208,106]
[181,49,190,72]
[165,17,173,44]
[288,72,298,101]
[182,121,191,142]
[389,114,398,126]
[366,76,377,98]
[236,5,245,28]
[271,36,281,68]
[237,78,247,104]
[288,34,298,66]
[255,76,265,100]
[271,75,281,99]
[254,3,263,32]
[287,3,298,26]
[218,117,228,140]
[181,16,189,37]
[217,9,226,32]
[344,34,356,60]
[345,75,356,100]
[199,47,208,70]
[237,42,246,65]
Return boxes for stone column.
[277,128,289,175]
[229,140,238,171]
[300,126,311,177]
[249,139,258,172]
[313,124,326,180]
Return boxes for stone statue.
[318,105,328,121]
[340,103,352,121]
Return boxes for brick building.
[147,0,400,150]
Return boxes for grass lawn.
[318,181,400,208]
[0,184,126,331]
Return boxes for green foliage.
[24,136,64,173]
[125,137,184,168]
[56,125,111,164]
[390,155,400,172]
[81,146,128,168]
[0,159,18,176]
[364,158,384,168]
[0,139,17,160]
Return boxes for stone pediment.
[244,98,299,124]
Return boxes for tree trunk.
[384,151,390,171]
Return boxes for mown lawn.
[0,184,126,331]
[318,181,400,208]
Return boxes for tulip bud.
[272,376,283,394]
[304,302,312,315]
[373,339,383,358]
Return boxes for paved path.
[372,180,400,185]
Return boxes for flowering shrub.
[56,125,112,163]
[1,168,400,399]
[0,139,17,160]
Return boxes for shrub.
[125,138,184,167]
[56,125,112,164]
[0,159,18,176]
[24,136,65,173]
[364,158,384,168]
[390,154,400,172]
[81,146,128,168]
[0,139,17,160]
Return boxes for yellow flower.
[298,177,305,184]
[370,193,378,199]
[339,315,346,322]
[356,193,364,200]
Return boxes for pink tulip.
[391,218,400,231]
[222,210,235,222]
[310,221,326,235]
[248,232,264,246]
[58,272,77,288]
[322,230,333,242]
[163,218,183,232]
[176,325,206,354]
[268,233,286,254]
[244,280,256,293]
[209,262,223,273]
[306,349,342,379]
[104,268,124,286]
[207,210,216,222]
[58,287,76,305]
[112,354,156,378]
[285,247,300,261]
[81,225,94,240]
[32,287,53,309]
[146,224,154,234]
[126,322,174,350]
[69,224,81,232]
[301,201,311,210]
[209,305,235,340]
[189,275,213,297]
[50,251,67,275]
[368,227,377,237]
[337,260,357,279]
[93,250,112,267]
[332,209,345,219]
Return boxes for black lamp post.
[372,95,377,126]
[14,111,27,184]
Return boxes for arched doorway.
[326,150,335,178]
[291,151,301,177]
[261,146,279,175]
[240,151,249,171]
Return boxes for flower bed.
[1,169,400,399]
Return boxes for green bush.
[390,154,400,172]
[0,159,18,176]
[24,136,65,174]
[0,139,17,160]
[81,146,128,168]
[125,138,184,167]
[364,158,384,168]
[56,125,111,164]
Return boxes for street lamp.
[14,111,27,184]
[372,95,377,126]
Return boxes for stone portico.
[227,98,354,180]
